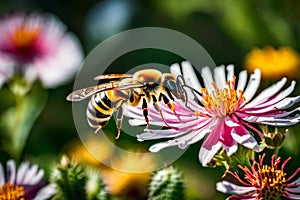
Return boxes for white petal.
[274,96,300,110]
[149,128,211,151]
[284,192,300,200]
[138,128,185,141]
[199,141,222,166]
[286,181,300,193]
[236,70,248,92]
[23,164,37,184]
[7,160,16,183]
[241,96,300,115]
[182,61,202,91]
[0,55,15,88]
[251,80,296,109]
[170,63,181,76]
[32,33,84,88]
[226,64,234,82]
[231,132,260,152]
[214,65,226,89]
[0,163,5,185]
[23,164,44,185]
[258,115,300,126]
[201,66,214,93]
[216,181,256,195]
[129,118,149,126]
[225,119,240,127]
[223,143,238,156]
[244,77,287,108]
[149,141,176,152]
[16,161,30,184]
[243,69,261,102]
[33,184,56,200]
[186,128,212,146]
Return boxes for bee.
[66,69,187,139]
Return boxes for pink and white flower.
[0,12,83,88]
[0,159,56,199]
[216,154,300,199]
[125,61,300,166]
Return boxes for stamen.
[0,183,25,200]
[258,165,287,199]
[12,24,40,49]
[200,76,245,118]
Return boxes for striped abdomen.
[86,90,128,132]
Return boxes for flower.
[125,61,300,166]
[216,154,300,199]
[102,152,155,199]
[0,12,83,88]
[245,46,300,79]
[0,159,56,200]
[64,136,113,168]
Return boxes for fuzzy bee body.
[67,69,187,139]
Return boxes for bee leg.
[142,98,149,128]
[115,104,124,139]
[94,126,103,133]
[159,93,176,116]
[152,95,174,128]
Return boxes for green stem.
[1,76,47,162]
[274,148,279,158]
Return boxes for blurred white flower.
[0,12,84,88]
[0,159,56,200]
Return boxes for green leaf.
[0,81,47,160]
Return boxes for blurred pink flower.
[125,61,300,166]
[0,159,56,199]
[0,12,83,88]
[217,154,300,199]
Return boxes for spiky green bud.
[50,156,111,200]
[86,169,111,200]
[148,166,185,200]
[50,156,88,200]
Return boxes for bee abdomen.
[86,93,114,131]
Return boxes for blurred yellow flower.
[64,135,113,168]
[102,152,157,200]
[245,46,300,79]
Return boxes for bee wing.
[66,81,144,102]
[66,82,121,102]
[93,74,133,80]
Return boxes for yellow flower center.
[245,46,300,79]
[254,165,287,200]
[0,183,25,200]
[12,24,40,50]
[200,76,244,118]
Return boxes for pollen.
[245,46,300,79]
[256,164,287,199]
[200,76,245,118]
[12,24,40,50]
[0,183,25,200]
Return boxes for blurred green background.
[0,0,300,199]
